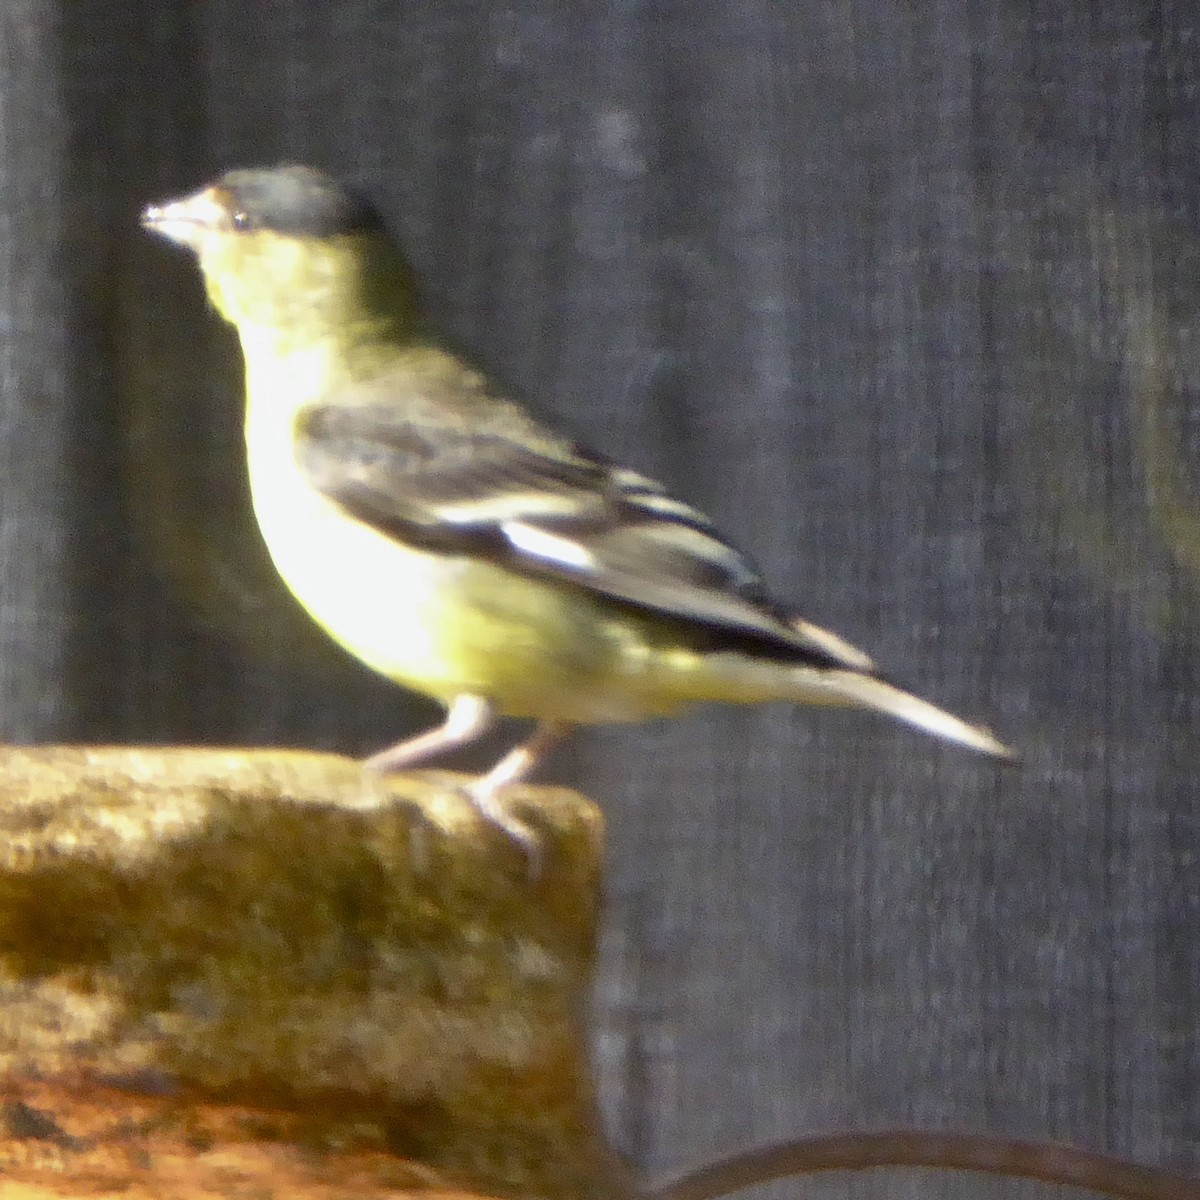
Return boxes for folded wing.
[294,360,876,673]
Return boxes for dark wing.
[294,368,875,671]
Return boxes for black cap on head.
[216,165,384,237]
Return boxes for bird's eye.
[231,210,252,231]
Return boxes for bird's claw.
[463,782,544,882]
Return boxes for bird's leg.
[364,694,495,772]
[467,720,572,869]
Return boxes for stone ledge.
[0,746,630,1200]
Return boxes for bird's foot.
[458,719,570,880]
[463,779,544,881]
[364,695,494,772]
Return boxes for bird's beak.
[140,185,228,248]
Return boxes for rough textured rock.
[0,746,630,1200]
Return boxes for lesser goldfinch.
[141,164,1012,852]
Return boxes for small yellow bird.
[142,164,1012,852]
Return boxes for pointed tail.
[800,670,1016,759]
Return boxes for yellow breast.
[235,334,777,725]
[240,356,659,720]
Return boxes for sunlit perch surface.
[141,164,1013,851]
